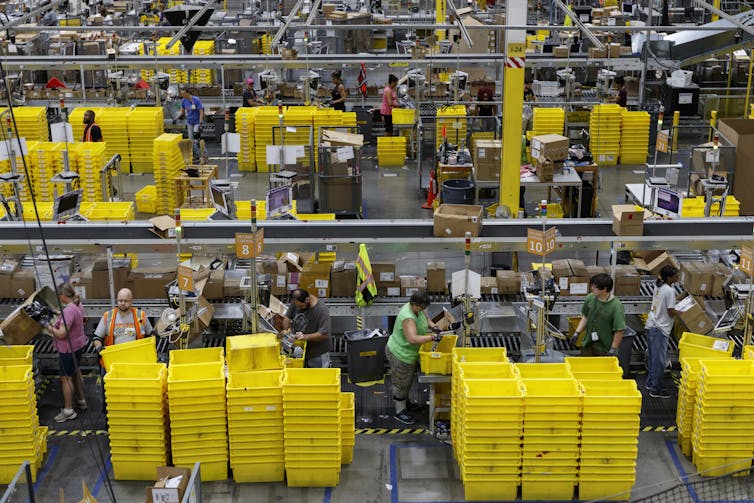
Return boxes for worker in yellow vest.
[93,288,152,350]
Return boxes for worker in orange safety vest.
[93,288,152,350]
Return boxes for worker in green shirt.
[572,273,626,356]
[386,291,443,425]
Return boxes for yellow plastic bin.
[100,337,158,372]
[226,333,281,371]
[169,347,224,366]
[0,345,34,366]
[678,332,734,360]
[419,335,458,375]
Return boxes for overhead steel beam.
[270,0,306,47]
[553,0,605,51]
[164,1,217,50]
[3,0,65,29]
[693,0,754,39]
[306,0,322,26]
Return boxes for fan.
[155,307,181,339]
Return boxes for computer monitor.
[52,189,82,221]
[210,184,230,218]
[654,187,682,218]
[266,185,293,218]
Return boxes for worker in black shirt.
[82,110,103,142]
[330,70,347,112]
[242,77,263,107]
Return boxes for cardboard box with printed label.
[270,273,287,296]
[146,466,190,503]
[681,262,713,296]
[530,134,569,161]
[127,266,176,299]
[496,270,522,295]
[69,271,92,300]
[330,261,357,297]
[299,262,332,298]
[426,262,447,293]
[372,262,400,296]
[148,215,177,239]
[433,204,483,237]
[480,276,498,295]
[10,269,36,299]
[473,140,502,181]
[675,294,714,335]
[0,258,19,298]
[614,265,641,296]
[612,205,647,236]
[0,286,57,345]
[401,276,427,297]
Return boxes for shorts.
[382,113,393,135]
[386,345,416,401]
[59,348,84,377]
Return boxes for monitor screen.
[266,185,292,217]
[655,188,681,217]
[53,190,82,220]
[210,185,229,216]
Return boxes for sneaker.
[407,400,425,411]
[76,400,88,410]
[394,410,416,425]
[649,389,672,399]
[54,408,77,423]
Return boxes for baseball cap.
[245,77,254,85]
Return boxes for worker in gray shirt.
[282,289,332,368]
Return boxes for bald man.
[93,288,153,350]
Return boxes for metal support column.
[499,0,526,217]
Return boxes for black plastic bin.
[343,329,389,383]
[617,326,636,378]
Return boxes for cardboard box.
[553,45,570,57]
[681,262,713,296]
[717,119,754,214]
[69,270,92,300]
[299,262,332,298]
[203,269,225,300]
[614,265,641,296]
[634,250,664,262]
[270,273,287,296]
[400,276,427,296]
[496,270,522,295]
[321,129,364,148]
[675,294,714,335]
[433,204,483,237]
[330,261,357,297]
[10,269,36,299]
[473,140,502,181]
[148,215,176,239]
[710,263,729,298]
[372,262,399,296]
[0,258,19,298]
[127,266,176,299]
[0,286,57,345]
[585,265,610,277]
[281,252,303,272]
[91,257,131,299]
[480,276,498,295]
[633,251,678,276]
[530,134,569,161]
[608,42,621,58]
[588,47,607,58]
[612,205,646,236]
[426,262,446,293]
[223,270,247,297]
[432,308,457,331]
[146,466,190,503]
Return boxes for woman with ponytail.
[46,282,88,422]
[644,265,680,399]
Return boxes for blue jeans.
[305,353,331,369]
[187,123,200,160]
[646,327,668,393]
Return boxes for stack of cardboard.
[552,259,589,296]
[680,262,729,297]
[472,139,501,181]
[633,250,679,276]
[530,134,568,182]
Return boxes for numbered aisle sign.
[235,229,264,259]
[177,264,194,292]
[527,227,557,257]
[741,246,753,275]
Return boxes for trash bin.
[617,326,636,378]
[343,329,389,383]
[441,179,474,204]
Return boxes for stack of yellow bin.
[589,104,622,165]
[192,40,215,84]
[96,108,132,169]
[0,365,46,483]
[235,107,258,172]
[564,356,623,381]
[135,185,157,213]
[153,133,184,214]
[106,363,168,480]
[682,196,740,217]
[341,112,357,127]
[283,368,342,487]
[72,142,108,202]
[168,353,228,481]
[435,105,467,149]
[129,107,164,173]
[678,332,735,360]
[744,345,754,360]
[692,359,754,476]
[26,142,65,202]
[677,358,704,456]
[340,392,355,464]
[157,37,188,84]
[578,380,642,501]
[459,378,523,501]
[619,110,650,164]
[139,42,155,82]
[226,369,285,482]
[532,107,565,136]
[10,107,49,141]
[254,107,283,171]
[0,148,32,202]
[521,378,581,501]
[377,136,407,167]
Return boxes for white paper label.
[580,13,589,20]
[151,488,180,503]
[706,150,720,163]
[265,405,277,411]
[607,17,616,26]
[387,287,400,296]
[276,276,286,287]
[336,146,354,162]
[74,286,86,299]
[286,126,297,133]
[700,283,707,291]
[478,148,486,159]
[678,93,693,105]
[315,279,329,288]
[318,288,327,297]
[570,283,588,295]
[405,287,419,295]
[16,288,26,296]
[712,340,730,351]
[380,272,395,282]
[491,287,498,294]
[287,283,298,291]
[559,278,569,289]
[144,274,164,279]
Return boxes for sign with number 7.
[177,264,194,292]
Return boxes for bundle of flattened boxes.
[530,134,569,182]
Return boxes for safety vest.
[355,243,377,307]
[102,307,147,347]
[83,122,100,142]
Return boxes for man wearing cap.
[242,77,263,107]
